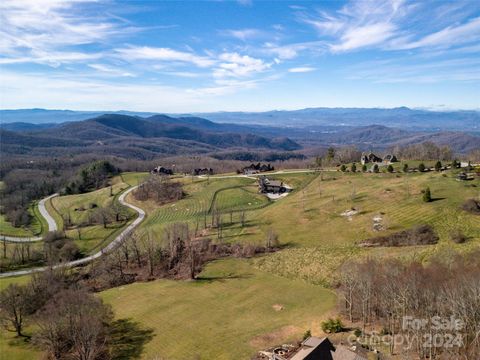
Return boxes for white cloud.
[88,63,135,77]
[0,51,101,66]
[222,28,262,41]
[0,0,137,65]
[288,67,316,73]
[390,16,480,50]
[213,52,270,78]
[299,0,406,52]
[331,22,396,52]
[115,46,215,68]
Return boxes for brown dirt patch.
[249,325,301,349]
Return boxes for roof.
[266,180,283,187]
[289,337,334,360]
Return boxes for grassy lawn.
[51,180,134,254]
[101,258,336,360]
[0,203,44,238]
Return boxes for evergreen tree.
[403,163,409,173]
[340,164,346,172]
[435,161,442,171]
[452,159,458,168]
[423,187,432,202]
[418,163,426,172]
[387,165,394,173]
[351,163,357,173]
[362,164,367,172]
[373,164,379,173]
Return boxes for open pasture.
[101,258,336,360]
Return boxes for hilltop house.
[240,163,274,175]
[151,166,173,175]
[193,168,213,176]
[360,152,382,165]
[258,176,289,194]
[256,337,369,360]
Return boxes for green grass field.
[2,169,479,359]
[101,258,336,360]
[51,179,134,254]
[0,202,44,238]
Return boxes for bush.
[321,318,345,333]
[418,163,426,172]
[461,199,480,215]
[403,163,409,172]
[373,164,379,173]
[303,329,312,340]
[354,328,362,337]
[450,230,467,244]
[340,164,346,172]
[361,224,439,247]
[351,163,357,173]
[362,164,367,172]
[435,161,442,171]
[423,187,432,202]
[387,165,394,173]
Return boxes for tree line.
[338,251,480,359]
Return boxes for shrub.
[461,199,480,215]
[403,163,409,172]
[340,164,346,172]
[418,163,426,172]
[435,161,442,171]
[361,224,439,247]
[423,187,432,202]
[351,163,357,173]
[321,318,345,333]
[362,164,367,172]
[387,165,394,173]
[373,164,379,173]
[450,230,467,244]
[452,159,459,168]
[354,328,362,337]
[303,329,312,340]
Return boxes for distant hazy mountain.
[191,107,480,132]
[0,114,300,158]
[1,107,479,132]
[0,108,155,124]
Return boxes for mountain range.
[1,110,478,159]
[1,107,479,132]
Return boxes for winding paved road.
[1,193,59,243]
[0,186,144,278]
[0,168,326,278]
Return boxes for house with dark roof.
[256,337,370,360]
[258,176,290,194]
[151,166,173,175]
[360,152,382,165]
[240,163,275,175]
[193,168,213,176]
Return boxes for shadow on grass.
[430,197,446,202]
[109,318,155,360]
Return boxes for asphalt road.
[1,193,59,243]
[0,186,144,278]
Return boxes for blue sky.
[1,0,479,112]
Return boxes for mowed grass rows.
[248,171,480,285]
